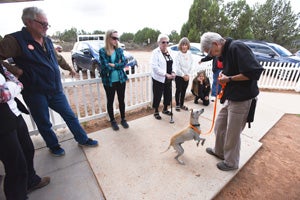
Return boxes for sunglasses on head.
[111,36,119,41]
[161,41,169,44]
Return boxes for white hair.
[200,32,224,52]
[157,34,169,43]
[22,7,46,25]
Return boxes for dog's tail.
[160,145,171,154]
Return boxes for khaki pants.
[213,99,252,168]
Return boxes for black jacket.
[221,38,264,102]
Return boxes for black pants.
[0,116,40,200]
[104,82,126,121]
[152,78,172,110]
[175,76,189,107]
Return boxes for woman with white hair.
[150,34,176,120]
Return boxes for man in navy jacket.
[0,7,98,156]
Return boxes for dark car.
[241,40,300,80]
[241,40,300,64]
[71,40,138,75]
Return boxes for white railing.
[23,61,299,135]
[258,62,300,89]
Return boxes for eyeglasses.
[161,41,169,44]
[111,36,119,41]
[33,19,51,28]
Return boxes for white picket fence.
[23,61,299,135]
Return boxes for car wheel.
[72,60,81,72]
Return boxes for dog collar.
[189,124,202,135]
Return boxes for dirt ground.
[214,113,300,200]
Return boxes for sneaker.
[194,99,198,104]
[121,119,129,128]
[49,146,65,157]
[175,105,180,111]
[217,161,238,171]
[111,120,119,131]
[206,147,224,160]
[211,96,216,102]
[27,176,50,193]
[79,138,98,147]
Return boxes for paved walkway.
[1,91,299,200]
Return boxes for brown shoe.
[28,176,50,193]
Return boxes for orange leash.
[202,77,226,135]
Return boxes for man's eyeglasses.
[161,41,169,44]
[111,36,119,41]
[33,19,51,28]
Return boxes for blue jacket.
[99,47,128,87]
[11,27,62,94]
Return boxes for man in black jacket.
[200,32,264,171]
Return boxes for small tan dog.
[163,108,206,165]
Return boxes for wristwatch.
[228,76,232,82]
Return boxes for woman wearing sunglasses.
[99,30,129,131]
[150,34,176,120]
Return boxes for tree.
[133,28,160,45]
[58,27,78,42]
[93,30,105,35]
[181,0,229,42]
[252,0,300,46]
[120,32,135,42]
[168,30,180,43]
[224,0,254,39]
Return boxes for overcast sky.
[0,0,299,37]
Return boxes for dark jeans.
[22,91,88,149]
[152,78,172,110]
[0,116,40,200]
[212,69,222,97]
[192,91,210,106]
[175,76,189,107]
[103,82,126,121]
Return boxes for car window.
[77,42,89,51]
[89,42,104,51]
[268,43,293,57]
[170,46,178,51]
[190,46,201,55]
[254,45,275,55]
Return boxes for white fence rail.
[23,62,299,135]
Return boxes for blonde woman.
[99,29,129,130]
[191,70,211,106]
[174,37,193,111]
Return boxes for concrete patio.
[1,91,299,200]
